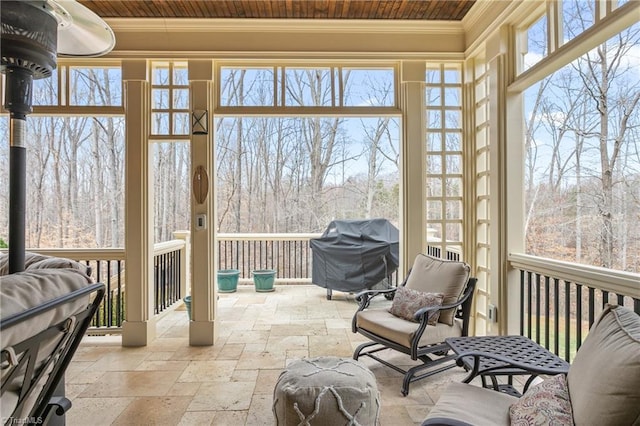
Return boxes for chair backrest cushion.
[567,305,640,426]
[404,254,470,325]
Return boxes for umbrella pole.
[5,67,32,274]
[8,118,26,273]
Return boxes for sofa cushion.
[423,382,516,426]
[405,254,470,325]
[0,269,92,350]
[0,252,90,277]
[389,287,444,325]
[0,269,94,419]
[509,374,573,425]
[567,305,640,426]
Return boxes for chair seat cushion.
[356,309,463,348]
[423,382,516,426]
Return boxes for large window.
[0,116,125,248]
[32,65,122,106]
[215,116,399,233]
[523,22,640,272]
[154,142,191,243]
[219,65,396,108]
[216,64,400,233]
[1,65,124,248]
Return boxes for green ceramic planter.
[183,295,192,320]
[217,269,240,293]
[252,269,276,292]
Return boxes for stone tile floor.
[68,285,472,425]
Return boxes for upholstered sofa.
[422,304,640,426]
[1,253,104,423]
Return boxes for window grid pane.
[425,63,464,260]
[219,65,397,109]
[151,61,189,137]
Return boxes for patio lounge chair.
[422,304,640,425]
[1,267,105,424]
[352,253,476,396]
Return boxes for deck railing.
[29,237,188,332]
[508,253,640,361]
[216,233,321,283]
[153,239,187,315]
[13,239,639,347]
[28,248,127,331]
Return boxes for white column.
[486,28,524,335]
[188,60,217,346]
[400,61,426,275]
[122,60,156,346]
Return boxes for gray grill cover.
[310,219,399,292]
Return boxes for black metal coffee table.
[446,335,570,397]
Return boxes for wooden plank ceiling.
[78,1,476,20]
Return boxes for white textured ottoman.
[273,357,380,426]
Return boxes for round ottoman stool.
[273,357,380,425]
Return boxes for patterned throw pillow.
[388,286,444,325]
[509,374,574,426]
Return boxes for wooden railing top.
[508,253,640,299]
[216,233,322,241]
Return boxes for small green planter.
[252,269,276,292]
[183,295,192,320]
[217,269,240,293]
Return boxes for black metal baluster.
[544,276,550,349]
[519,269,525,336]
[576,284,583,353]
[564,280,571,361]
[553,278,559,355]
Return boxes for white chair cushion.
[356,309,463,348]
[424,382,516,426]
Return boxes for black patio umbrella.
[1,0,115,273]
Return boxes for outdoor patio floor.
[67,284,471,425]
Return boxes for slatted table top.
[446,335,570,396]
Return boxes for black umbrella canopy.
[1,0,115,273]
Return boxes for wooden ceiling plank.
[326,0,338,19]
[246,1,261,18]
[412,0,432,20]
[365,0,378,19]
[453,0,475,20]
[314,0,330,19]
[384,0,402,19]
[77,0,473,20]
[226,0,245,18]
[377,1,393,19]
[88,1,121,17]
[423,0,441,20]
[262,0,275,19]
[216,0,231,18]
